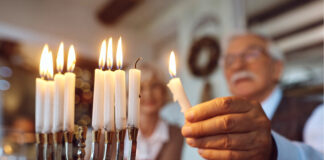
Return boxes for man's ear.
[273,60,283,83]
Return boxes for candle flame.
[56,42,64,73]
[47,50,54,80]
[67,45,76,72]
[116,37,123,69]
[39,44,49,77]
[99,39,106,69]
[169,51,176,77]
[107,37,113,69]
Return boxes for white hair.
[223,32,285,61]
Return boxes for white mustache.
[230,71,257,84]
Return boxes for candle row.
[92,37,141,132]
[35,37,192,136]
[35,43,76,133]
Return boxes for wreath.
[188,37,220,77]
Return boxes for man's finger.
[182,113,254,137]
[185,97,255,122]
[186,131,258,150]
[198,149,255,160]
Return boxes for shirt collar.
[261,87,283,120]
[138,119,169,143]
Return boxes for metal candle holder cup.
[116,129,126,160]
[36,133,45,160]
[90,129,101,160]
[103,131,115,160]
[64,131,73,160]
[128,126,139,160]
[53,131,63,160]
[43,133,54,160]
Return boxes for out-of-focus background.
[0,0,322,159]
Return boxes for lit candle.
[43,50,55,133]
[104,37,115,131]
[53,42,65,132]
[63,45,76,132]
[167,51,191,112]
[35,45,48,133]
[92,40,106,131]
[115,37,126,130]
[127,61,141,127]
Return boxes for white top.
[261,87,282,120]
[304,104,324,154]
[124,119,170,160]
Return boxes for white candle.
[167,51,191,112]
[63,45,76,132]
[35,45,48,133]
[127,68,141,127]
[104,38,115,131]
[35,78,46,132]
[115,37,126,130]
[53,42,65,132]
[92,40,106,131]
[43,50,55,133]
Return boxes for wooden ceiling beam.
[248,0,317,26]
[97,0,143,25]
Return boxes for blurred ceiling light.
[0,66,12,78]
[0,79,10,91]
[3,144,13,155]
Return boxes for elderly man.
[182,33,323,159]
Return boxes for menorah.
[35,125,138,160]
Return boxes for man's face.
[224,35,282,99]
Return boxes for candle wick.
[99,66,104,70]
[134,57,142,69]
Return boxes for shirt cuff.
[272,131,324,160]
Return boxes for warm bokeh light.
[3,144,13,155]
[99,39,106,69]
[47,50,54,79]
[57,42,64,73]
[169,51,176,77]
[39,44,49,77]
[116,37,123,69]
[107,37,113,69]
[67,45,76,72]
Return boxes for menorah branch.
[103,131,115,160]
[128,126,139,160]
[90,129,101,160]
[116,129,126,160]
[64,131,73,160]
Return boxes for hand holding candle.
[167,51,191,112]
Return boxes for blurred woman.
[125,63,183,160]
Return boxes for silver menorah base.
[36,125,138,160]
[128,126,139,160]
[36,126,88,160]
